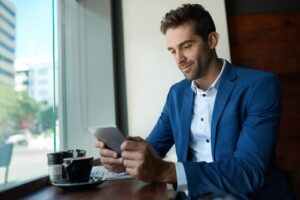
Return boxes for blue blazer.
[146,61,292,199]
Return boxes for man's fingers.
[125,167,141,178]
[121,138,146,151]
[94,140,105,148]
[100,156,122,165]
[100,148,118,158]
[121,150,143,160]
[123,159,141,177]
[123,159,139,168]
[95,140,119,158]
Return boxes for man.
[95,4,292,200]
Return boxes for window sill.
[0,176,49,200]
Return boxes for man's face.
[166,22,213,80]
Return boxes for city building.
[0,0,15,86]
[14,56,54,105]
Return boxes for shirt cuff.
[175,162,189,196]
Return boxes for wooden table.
[20,178,169,200]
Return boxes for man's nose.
[175,51,185,65]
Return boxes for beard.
[182,53,212,81]
[188,62,207,80]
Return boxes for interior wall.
[121,0,230,139]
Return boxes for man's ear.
[208,32,219,49]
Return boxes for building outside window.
[0,0,58,191]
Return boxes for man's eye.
[183,44,191,49]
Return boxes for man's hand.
[121,136,176,184]
[94,140,126,173]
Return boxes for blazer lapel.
[179,86,194,162]
[211,63,237,159]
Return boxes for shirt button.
[201,118,204,122]
[206,139,210,143]
[202,94,206,97]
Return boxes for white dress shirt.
[175,61,236,199]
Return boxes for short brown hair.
[160,4,216,41]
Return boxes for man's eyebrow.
[167,40,194,51]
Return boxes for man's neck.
[194,58,223,91]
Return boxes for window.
[38,79,48,85]
[38,67,48,76]
[1,0,117,193]
[0,0,58,191]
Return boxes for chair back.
[0,143,13,185]
[0,143,13,167]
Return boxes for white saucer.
[52,176,103,190]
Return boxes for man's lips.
[180,63,193,73]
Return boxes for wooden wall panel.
[228,12,300,73]
[280,73,300,137]
[227,12,300,170]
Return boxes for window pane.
[0,0,58,191]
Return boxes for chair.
[0,143,13,187]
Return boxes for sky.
[10,0,54,58]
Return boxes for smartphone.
[89,126,126,156]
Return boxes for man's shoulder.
[165,79,192,105]
[229,63,278,83]
[170,79,191,92]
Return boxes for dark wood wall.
[226,2,300,196]
[226,4,300,171]
[228,13,300,74]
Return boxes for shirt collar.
[191,59,226,94]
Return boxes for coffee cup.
[47,151,66,182]
[74,149,86,157]
[47,150,80,182]
[63,157,93,183]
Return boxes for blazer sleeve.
[183,74,281,198]
[146,89,175,158]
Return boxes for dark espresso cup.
[63,157,93,183]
